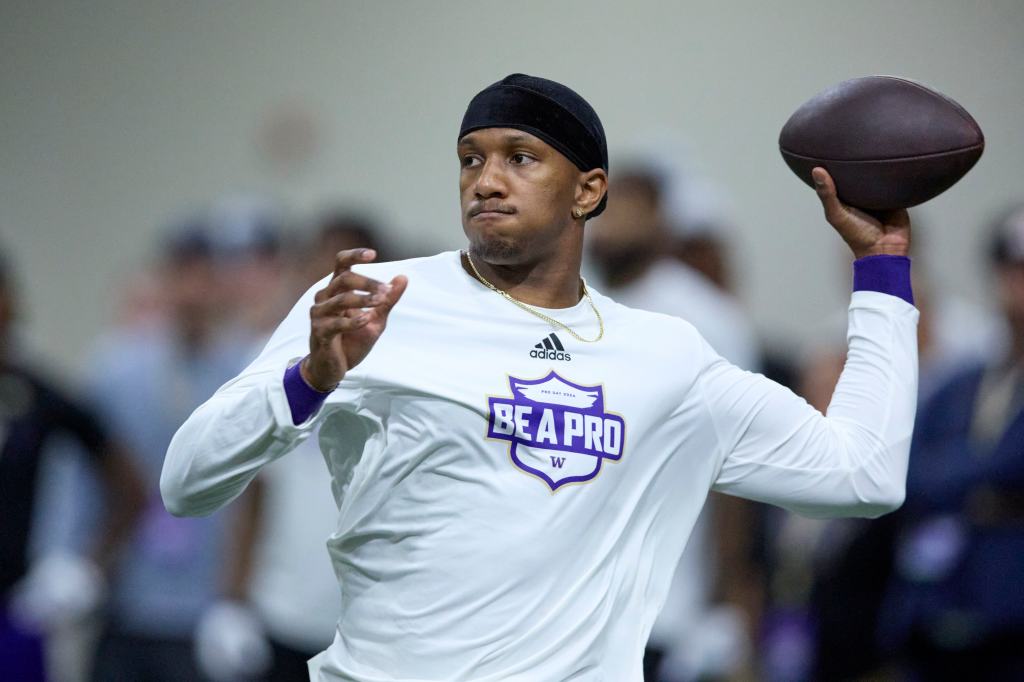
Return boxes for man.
[0,250,143,681]
[199,210,357,682]
[162,74,918,681]
[211,196,297,339]
[302,212,392,284]
[876,204,1024,680]
[588,166,758,370]
[85,224,247,681]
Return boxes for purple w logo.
[487,371,626,491]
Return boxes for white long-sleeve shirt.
[599,256,759,670]
[161,250,918,681]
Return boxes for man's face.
[458,128,581,264]
[164,255,223,330]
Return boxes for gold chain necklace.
[463,250,604,343]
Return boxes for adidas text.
[529,348,571,361]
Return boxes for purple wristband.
[283,359,331,425]
[853,255,913,305]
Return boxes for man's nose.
[474,157,507,198]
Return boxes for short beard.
[470,235,524,265]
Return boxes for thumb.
[811,167,845,224]
[376,275,408,319]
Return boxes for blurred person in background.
[0,249,144,681]
[758,343,876,682]
[669,229,732,295]
[876,204,1024,680]
[586,161,761,681]
[81,222,248,682]
[195,207,373,682]
[110,269,167,334]
[586,164,758,370]
[809,244,1002,682]
[757,234,1006,681]
[627,133,742,297]
[906,236,1007,405]
[210,430,342,682]
[301,212,391,288]
[210,197,299,340]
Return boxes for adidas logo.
[529,333,571,361]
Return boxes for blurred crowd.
[2,145,1023,682]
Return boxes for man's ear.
[576,168,608,216]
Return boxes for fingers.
[315,250,388,303]
[313,315,370,339]
[312,274,406,326]
[349,274,409,327]
[811,167,845,224]
[309,244,408,339]
[376,275,408,316]
[880,208,911,229]
[312,290,378,315]
[332,248,376,279]
[310,278,406,339]
[309,304,371,341]
[323,270,389,299]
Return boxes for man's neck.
[462,248,584,309]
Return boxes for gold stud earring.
[572,207,585,219]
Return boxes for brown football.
[779,76,984,211]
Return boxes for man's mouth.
[470,205,515,218]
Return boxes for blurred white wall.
[2,0,1022,372]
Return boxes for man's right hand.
[301,248,407,391]
[812,167,911,259]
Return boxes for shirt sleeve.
[705,290,919,518]
[160,279,362,517]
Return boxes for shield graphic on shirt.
[487,371,626,491]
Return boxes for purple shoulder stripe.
[853,255,914,305]
[283,359,331,425]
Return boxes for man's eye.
[461,156,480,168]
[511,153,534,165]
